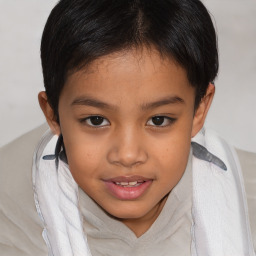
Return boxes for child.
[0,0,255,255]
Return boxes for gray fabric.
[236,149,256,248]
[0,124,48,256]
[78,154,192,256]
[0,124,255,255]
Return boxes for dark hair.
[41,0,218,118]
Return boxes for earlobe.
[38,91,61,135]
[191,83,215,137]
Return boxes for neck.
[121,195,168,237]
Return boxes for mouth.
[103,176,153,200]
[113,180,145,187]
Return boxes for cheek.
[151,128,191,186]
[157,147,190,195]
[63,136,105,182]
[153,124,191,162]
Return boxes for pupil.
[152,116,164,125]
[90,116,103,125]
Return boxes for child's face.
[40,47,213,235]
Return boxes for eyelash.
[80,115,110,128]
[147,116,177,128]
[79,115,177,128]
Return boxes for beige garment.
[237,149,256,247]
[0,124,255,255]
[0,124,48,256]
[79,154,192,256]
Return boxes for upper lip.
[103,175,152,183]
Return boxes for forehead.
[62,47,195,108]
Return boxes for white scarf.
[32,128,255,256]
[191,128,255,256]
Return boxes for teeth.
[114,181,140,186]
[128,181,138,186]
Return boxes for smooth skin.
[39,47,214,237]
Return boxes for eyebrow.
[71,97,115,110]
[71,95,185,110]
[141,96,185,110]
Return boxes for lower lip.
[104,180,152,200]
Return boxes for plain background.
[0,0,255,152]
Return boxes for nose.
[107,127,148,168]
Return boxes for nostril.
[106,136,148,167]
[107,148,148,168]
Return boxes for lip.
[103,176,153,200]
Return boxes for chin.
[103,203,153,220]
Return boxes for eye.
[146,116,176,127]
[82,116,110,127]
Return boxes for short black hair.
[41,0,218,118]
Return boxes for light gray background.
[0,0,255,152]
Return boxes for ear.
[191,83,215,137]
[38,91,61,135]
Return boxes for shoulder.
[0,124,49,256]
[236,148,256,250]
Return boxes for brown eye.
[147,116,176,127]
[84,116,110,127]
[152,116,165,126]
[90,116,104,125]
